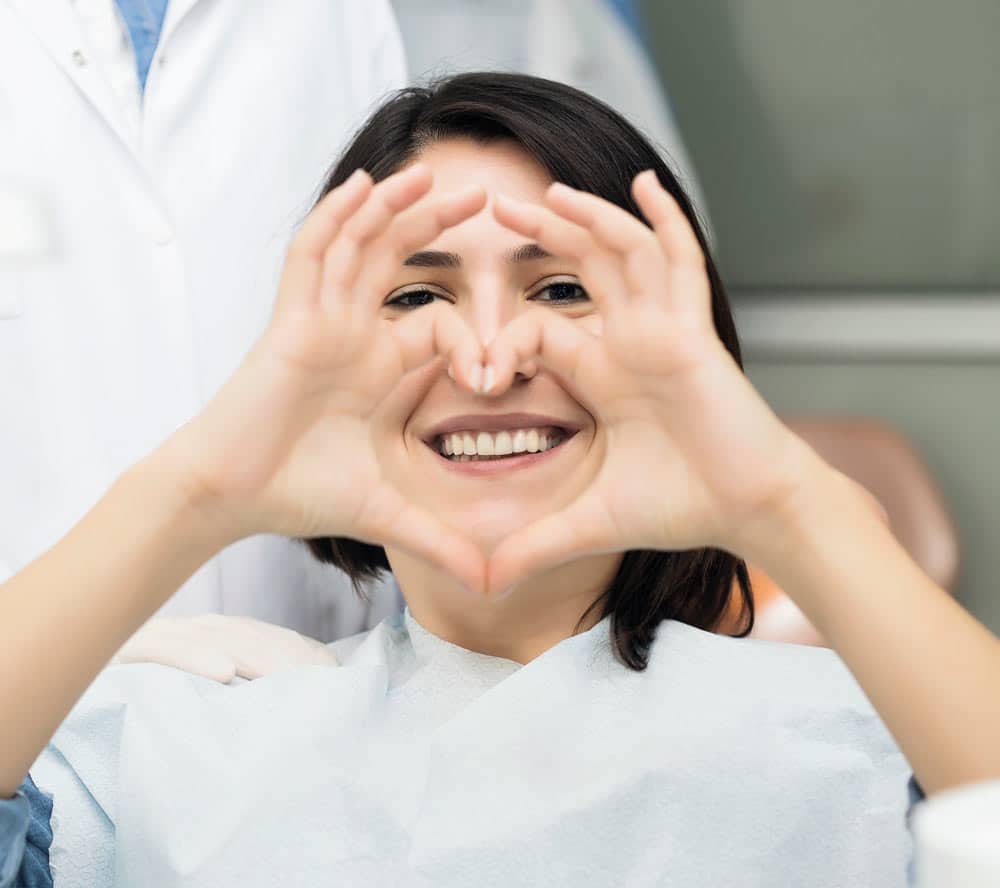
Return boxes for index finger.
[493,195,630,312]
[291,170,373,260]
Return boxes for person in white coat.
[0,0,407,642]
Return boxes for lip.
[422,412,582,443]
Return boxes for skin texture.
[0,142,997,801]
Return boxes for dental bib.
[32,611,913,887]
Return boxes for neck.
[387,550,622,663]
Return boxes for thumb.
[357,482,487,595]
[487,492,619,597]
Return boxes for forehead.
[414,137,552,199]
[404,139,553,258]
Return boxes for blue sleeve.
[0,776,53,888]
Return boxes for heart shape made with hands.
[368,173,808,599]
[186,163,811,604]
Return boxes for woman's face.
[373,138,606,555]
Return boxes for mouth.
[422,414,581,471]
[436,425,570,461]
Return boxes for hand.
[112,615,339,683]
[484,172,826,593]
[168,165,489,591]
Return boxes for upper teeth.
[438,427,563,458]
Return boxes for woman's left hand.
[484,173,829,594]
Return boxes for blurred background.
[3,0,997,637]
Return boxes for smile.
[436,426,567,461]
[422,413,581,474]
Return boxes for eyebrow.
[402,243,554,268]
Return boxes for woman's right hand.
[167,165,488,591]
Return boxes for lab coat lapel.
[5,0,132,147]
[157,0,202,49]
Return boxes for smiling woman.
[305,74,752,669]
[0,72,943,888]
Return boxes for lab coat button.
[71,50,87,67]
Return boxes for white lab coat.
[0,0,406,639]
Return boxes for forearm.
[750,462,1000,796]
[0,446,238,796]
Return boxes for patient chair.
[728,416,960,647]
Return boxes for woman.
[0,73,995,887]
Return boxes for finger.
[544,182,668,307]
[230,622,338,679]
[356,483,486,595]
[487,493,621,597]
[321,164,434,300]
[493,195,629,312]
[354,185,487,309]
[390,304,485,392]
[631,171,712,321]
[115,636,237,684]
[293,169,373,259]
[493,194,590,260]
[186,615,268,680]
[482,308,598,397]
[274,170,373,318]
[631,171,705,267]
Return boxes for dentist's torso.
[0,0,405,638]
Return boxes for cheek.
[579,313,604,336]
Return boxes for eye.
[384,288,452,309]
[527,279,590,305]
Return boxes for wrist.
[738,452,900,626]
[130,431,250,556]
[738,447,884,572]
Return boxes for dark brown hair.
[304,72,753,669]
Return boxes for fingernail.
[470,363,483,392]
[495,585,516,601]
[447,364,455,381]
[481,364,496,394]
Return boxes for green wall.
[642,0,1000,290]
